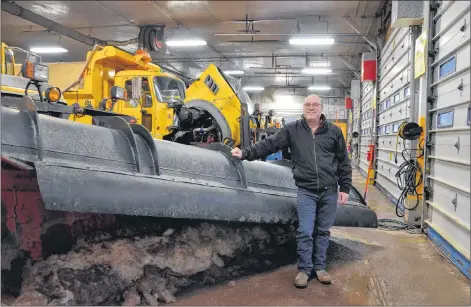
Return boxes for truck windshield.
[154,76,186,103]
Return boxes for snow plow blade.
[1,101,378,228]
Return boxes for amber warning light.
[45,87,62,103]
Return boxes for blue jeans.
[296,187,338,275]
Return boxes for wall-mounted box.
[391,1,424,28]
[351,80,361,99]
[361,53,377,82]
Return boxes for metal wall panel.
[425,1,471,261]
[375,27,412,199]
[358,81,375,175]
[350,97,362,168]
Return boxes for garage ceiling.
[1,1,385,92]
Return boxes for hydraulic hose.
[394,139,424,218]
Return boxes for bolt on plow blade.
[1,102,378,228]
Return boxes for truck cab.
[113,70,186,139]
[47,46,186,139]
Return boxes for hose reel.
[138,25,165,52]
[394,122,423,163]
[398,122,423,140]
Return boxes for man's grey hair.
[304,94,322,103]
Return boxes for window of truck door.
[3,47,15,75]
[124,77,154,132]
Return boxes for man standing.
[231,94,352,288]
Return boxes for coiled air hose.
[393,122,424,218]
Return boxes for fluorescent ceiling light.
[310,61,331,67]
[243,86,264,91]
[308,85,332,91]
[165,39,207,47]
[301,68,332,74]
[225,70,244,75]
[30,47,68,53]
[289,37,335,45]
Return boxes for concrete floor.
[174,170,471,306]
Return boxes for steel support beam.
[265,85,348,90]
[1,1,138,47]
[153,53,359,63]
[214,32,379,50]
[2,1,99,46]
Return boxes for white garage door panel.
[432,45,471,83]
[380,42,411,78]
[427,1,471,263]
[377,137,398,151]
[380,28,410,65]
[375,171,402,199]
[429,183,470,227]
[431,130,470,163]
[360,120,372,129]
[376,159,400,176]
[432,104,470,129]
[359,161,369,174]
[430,160,470,193]
[362,93,374,106]
[428,209,471,259]
[377,149,407,166]
[434,1,470,35]
[435,18,470,59]
[361,138,372,147]
[379,55,411,92]
[378,103,410,125]
[358,81,375,175]
[374,20,411,205]
[380,29,411,68]
[379,83,411,105]
[377,136,411,152]
[380,70,410,99]
[360,134,372,145]
[362,84,374,97]
[434,74,470,111]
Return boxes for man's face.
[303,95,323,121]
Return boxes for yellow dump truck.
[46,45,257,148]
[1,42,136,124]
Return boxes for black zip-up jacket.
[242,114,352,194]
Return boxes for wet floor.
[174,170,471,306]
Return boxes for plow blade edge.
[1,103,378,227]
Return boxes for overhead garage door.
[375,27,412,205]
[358,81,375,176]
[350,98,362,168]
[425,0,470,275]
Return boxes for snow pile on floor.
[15,222,295,306]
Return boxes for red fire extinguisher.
[366,144,375,162]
